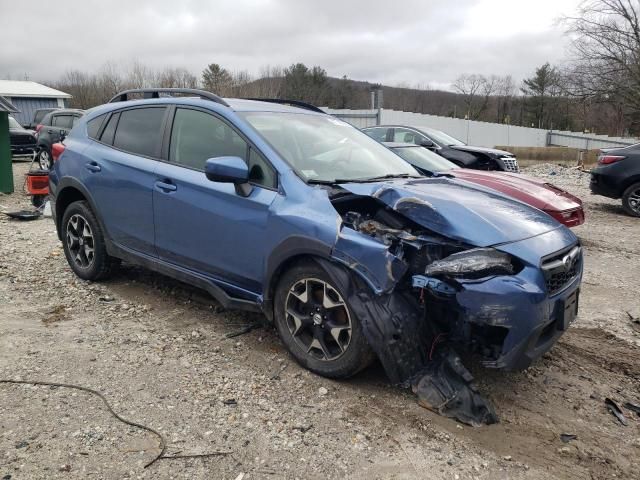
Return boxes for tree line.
[50,0,640,137]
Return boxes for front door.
[153,107,279,293]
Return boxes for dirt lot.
[1,161,639,480]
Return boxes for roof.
[0,96,19,113]
[0,80,71,99]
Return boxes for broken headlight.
[424,248,516,279]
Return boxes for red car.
[386,143,585,228]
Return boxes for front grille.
[541,245,582,296]
[501,157,519,172]
[11,134,36,146]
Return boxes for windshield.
[241,112,419,182]
[422,128,465,147]
[392,146,459,172]
[8,116,21,129]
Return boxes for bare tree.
[564,0,640,126]
[452,74,497,120]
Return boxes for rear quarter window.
[87,114,107,139]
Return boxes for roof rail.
[245,98,325,114]
[108,88,230,107]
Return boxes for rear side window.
[52,115,74,129]
[112,107,166,157]
[364,127,389,142]
[87,114,107,139]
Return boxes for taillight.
[598,155,625,165]
[51,142,66,162]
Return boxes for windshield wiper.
[308,173,420,185]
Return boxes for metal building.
[0,80,71,126]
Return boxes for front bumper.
[419,229,582,371]
[11,145,37,155]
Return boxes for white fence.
[324,108,639,150]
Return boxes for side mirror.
[205,156,253,197]
[420,139,435,148]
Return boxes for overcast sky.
[1,0,581,90]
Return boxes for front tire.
[61,201,116,280]
[622,182,640,217]
[274,261,374,379]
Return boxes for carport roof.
[0,96,19,113]
[0,80,71,99]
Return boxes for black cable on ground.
[0,379,231,468]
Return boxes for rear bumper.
[590,169,623,198]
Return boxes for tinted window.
[393,128,424,144]
[364,127,389,142]
[113,107,166,157]
[100,113,119,145]
[87,114,106,139]
[52,115,74,129]
[170,108,247,168]
[34,109,52,123]
[248,148,277,189]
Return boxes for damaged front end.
[325,180,582,426]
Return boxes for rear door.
[153,106,279,293]
[82,106,168,255]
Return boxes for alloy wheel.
[66,214,95,268]
[628,188,640,214]
[38,150,51,170]
[285,278,352,361]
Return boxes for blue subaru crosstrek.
[49,89,582,391]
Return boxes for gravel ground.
[1,161,639,480]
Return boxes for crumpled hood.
[450,145,514,157]
[340,177,562,247]
[449,170,583,213]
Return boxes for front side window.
[112,107,166,157]
[241,112,418,183]
[52,115,74,129]
[169,108,276,188]
[34,110,51,123]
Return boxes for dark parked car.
[36,108,85,170]
[8,115,37,156]
[49,89,582,424]
[385,142,585,228]
[590,144,640,216]
[363,125,519,172]
[24,107,59,130]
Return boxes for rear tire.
[37,148,52,170]
[622,182,640,217]
[61,201,116,281]
[274,261,374,379]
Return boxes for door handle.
[85,162,101,173]
[47,129,55,134]
[155,180,177,192]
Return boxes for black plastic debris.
[412,350,498,427]
[4,210,41,221]
[605,398,628,426]
[560,433,577,443]
[315,257,498,427]
[222,398,237,406]
[624,402,640,416]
